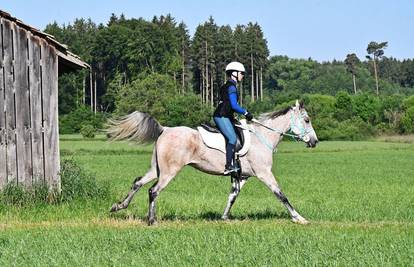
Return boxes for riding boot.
[224,143,239,175]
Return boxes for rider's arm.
[228,85,247,115]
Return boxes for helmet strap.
[231,71,239,82]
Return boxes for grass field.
[0,136,413,266]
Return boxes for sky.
[1,0,413,62]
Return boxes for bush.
[399,106,414,133]
[313,116,376,141]
[402,95,414,109]
[164,93,213,127]
[80,125,96,138]
[0,182,50,206]
[59,105,107,134]
[245,95,275,115]
[334,91,354,121]
[0,159,109,206]
[311,116,339,141]
[302,94,336,118]
[352,93,381,124]
[60,158,109,202]
[115,73,177,124]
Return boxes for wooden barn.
[0,10,89,191]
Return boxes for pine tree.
[233,25,249,102]
[245,23,269,102]
[366,41,388,95]
[177,22,191,93]
[191,17,218,106]
[345,53,360,94]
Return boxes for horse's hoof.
[292,215,309,225]
[110,203,119,212]
[148,218,157,226]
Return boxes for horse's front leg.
[222,178,248,220]
[257,171,309,224]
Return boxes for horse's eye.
[304,118,310,123]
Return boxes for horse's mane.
[259,106,292,122]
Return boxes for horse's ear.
[295,99,300,109]
[299,100,305,109]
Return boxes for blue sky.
[2,0,413,62]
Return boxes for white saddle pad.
[197,119,251,156]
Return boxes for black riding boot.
[224,143,239,175]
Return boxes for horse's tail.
[106,111,164,144]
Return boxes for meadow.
[0,135,413,266]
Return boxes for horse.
[108,100,318,225]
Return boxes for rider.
[213,61,253,175]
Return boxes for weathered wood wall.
[0,16,60,191]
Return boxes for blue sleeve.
[228,85,247,114]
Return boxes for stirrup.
[223,165,239,175]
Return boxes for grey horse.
[108,100,318,225]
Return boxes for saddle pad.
[197,119,251,156]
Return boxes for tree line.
[44,14,414,137]
[46,14,269,113]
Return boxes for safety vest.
[213,80,238,119]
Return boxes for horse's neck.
[260,112,291,147]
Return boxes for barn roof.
[0,9,90,71]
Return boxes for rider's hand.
[245,111,253,121]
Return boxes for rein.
[250,110,312,151]
[252,119,299,140]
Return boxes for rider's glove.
[244,111,253,121]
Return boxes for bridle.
[251,108,313,151]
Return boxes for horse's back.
[156,126,202,166]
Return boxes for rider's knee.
[228,136,237,145]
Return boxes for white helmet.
[225,62,245,73]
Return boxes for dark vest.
[213,81,238,119]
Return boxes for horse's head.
[289,100,319,148]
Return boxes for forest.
[44,14,414,139]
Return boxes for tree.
[115,73,177,123]
[114,73,211,127]
[45,18,98,111]
[216,25,234,89]
[245,23,269,102]
[344,53,360,94]
[366,41,388,95]
[233,25,249,103]
[177,22,191,93]
[191,17,218,106]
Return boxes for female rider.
[213,62,253,174]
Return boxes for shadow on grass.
[109,209,290,222]
[109,212,146,221]
[196,210,290,221]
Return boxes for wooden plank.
[28,33,44,184]
[41,39,60,191]
[0,18,7,188]
[2,19,17,184]
[14,24,32,187]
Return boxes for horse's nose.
[308,138,318,148]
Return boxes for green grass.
[0,136,413,266]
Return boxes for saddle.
[197,119,251,156]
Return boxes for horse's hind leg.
[222,178,248,220]
[110,166,158,212]
[111,146,159,212]
[147,170,180,225]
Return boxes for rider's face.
[238,72,245,82]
